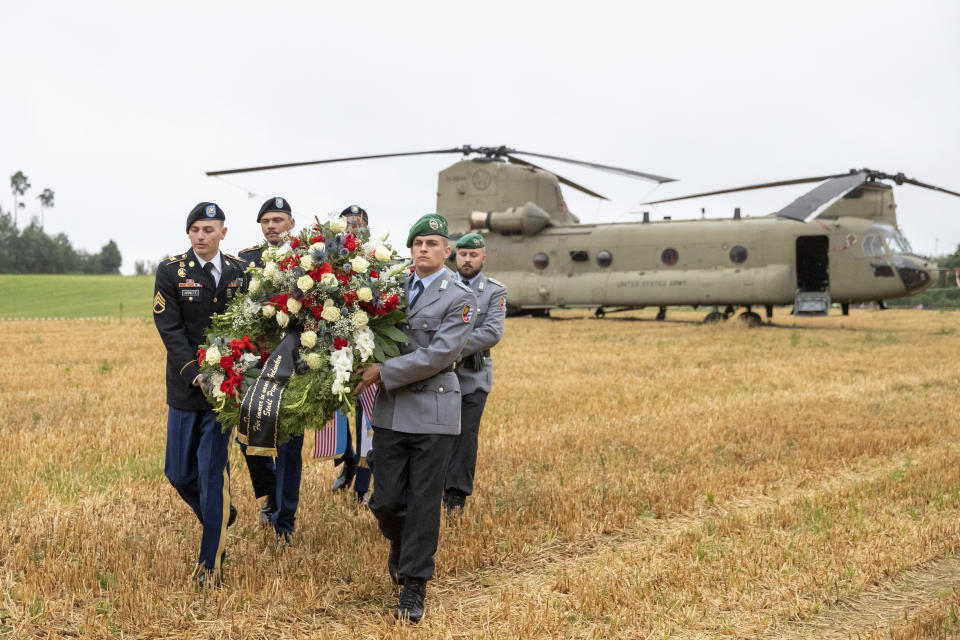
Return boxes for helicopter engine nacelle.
[469,202,552,235]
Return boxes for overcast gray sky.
[3,0,958,273]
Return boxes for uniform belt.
[439,364,455,374]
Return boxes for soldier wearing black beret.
[153,202,247,587]
[240,196,300,539]
[331,205,374,501]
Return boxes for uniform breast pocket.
[435,386,460,425]
[413,315,442,337]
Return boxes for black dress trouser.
[444,390,488,496]
[369,427,455,581]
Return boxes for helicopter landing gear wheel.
[739,311,763,327]
[703,311,725,324]
[723,305,735,319]
[595,307,605,318]
[656,306,667,321]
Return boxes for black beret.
[257,196,292,222]
[185,202,225,233]
[340,204,369,225]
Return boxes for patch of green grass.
[0,274,153,317]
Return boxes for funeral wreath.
[195,215,409,450]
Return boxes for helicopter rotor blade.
[642,174,849,205]
[775,171,870,222]
[895,176,960,198]
[205,148,467,176]
[510,150,676,183]
[506,155,609,200]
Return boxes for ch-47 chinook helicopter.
[206,147,957,324]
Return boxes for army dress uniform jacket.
[153,248,247,411]
[372,267,478,436]
[456,273,507,395]
[237,242,267,269]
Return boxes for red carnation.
[333,337,348,350]
[343,290,358,306]
[311,235,324,244]
[343,234,357,252]
[369,270,379,278]
[197,347,206,363]
[310,305,323,319]
[290,237,300,249]
[220,356,235,372]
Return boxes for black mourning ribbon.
[237,332,301,456]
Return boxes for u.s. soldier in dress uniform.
[332,204,374,502]
[354,213,477,623]
[443,232,507,514]
[153,202,247,588]
[237,196,304,544]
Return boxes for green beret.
[456,233,485,249]
[406,213,449,248]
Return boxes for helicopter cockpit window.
[886,232,913,254]
[596,250,613,268]
[862,235,886,257]
[533,252,549,270]
[661,248,678,267]
[729,245,748,264]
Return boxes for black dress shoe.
[332,464,356,492]
[276,531,292,548]
[393,578,425,623]
[195,566,223,589]
[259,495,278,526]
[388,541,402,586]
[228,505,238,528]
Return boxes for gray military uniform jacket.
[372,267,478,436]
[456,273,507,395]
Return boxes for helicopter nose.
[893,255,935,294]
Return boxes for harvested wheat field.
[2,309,960,639]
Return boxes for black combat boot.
[332,462,356,491]
[394,578,425,623]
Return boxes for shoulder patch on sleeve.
[454,280,472,292]
[487,277,506,288]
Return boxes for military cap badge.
[429,218,440,231]
[276,197,284,209]
[205,204,216,217]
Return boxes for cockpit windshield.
[862,225,914,257]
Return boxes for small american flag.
[358,383,378,463]
[312,412,347,459]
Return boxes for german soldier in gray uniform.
[443,232,507,513]
[236,197,295,527]
[354,213,477,623]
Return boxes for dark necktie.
[203,262,216,288]
[409,280,424,306]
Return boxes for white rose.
[262,305,276,318]
[350,256,369,273]
[276,310,290,328]
[329,218,347,233]
[374,245,392,262]
[287,298,302,314]
[205,346,221,365]
[311,242,325,252]
[351,310,369,328]
[296,274,315,292]
[320,273,337,287]
[263,261,278,279]
[301,330,317,349]
[357,287,373,302]
[210,373,225,398]
[300,255,313,271]
[248,278,261,293]
[304,352,323,369]
[321,304,341,323]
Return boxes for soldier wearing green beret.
[443,232,508,514]
[355,213,478,623]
